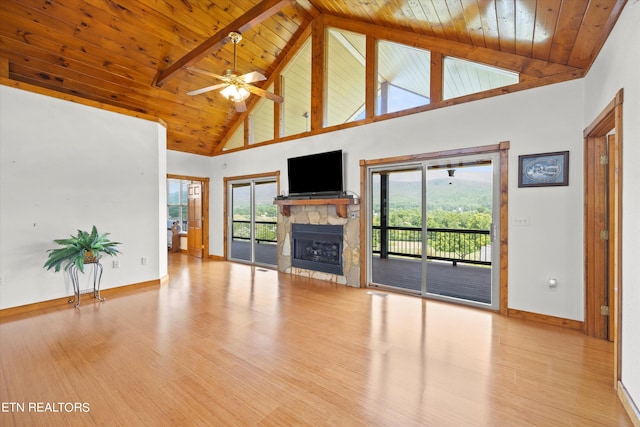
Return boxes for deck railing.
[232,220,277,243]
[231,221,491,265]
[372,226,491,265]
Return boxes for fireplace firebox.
[291,224,343,275]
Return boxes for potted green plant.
[44,226,122,273]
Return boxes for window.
[250,84,274,144]
[224,122,244,150]
[376,41,431,115]
[325,28,366,127]
[167,179,189,231]
[443,56,519,99]
[281,37,311,137]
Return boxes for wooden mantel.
[274,197,359,218]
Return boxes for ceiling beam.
[153,0,295,87]
[0,58,8,78]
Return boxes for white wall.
[0,86,167,309]
[584,1,640,413]
[166,150,211,178]
[201,79,586,321]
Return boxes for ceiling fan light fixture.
[221,84,250,102]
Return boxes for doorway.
[583,89,623,381]
[367,152,500,310]
[226,173,279,267]
[167,175,209,259]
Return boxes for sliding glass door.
[371,167,424,292]
[368,153,500,309]
[228,178,278,267]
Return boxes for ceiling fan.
[186,31,283,112]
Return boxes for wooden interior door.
[584,135,609,339]
[188,182,203,258]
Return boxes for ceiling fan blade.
[239,71,267,84]
[187,83,229,96]
[246,85,284,103]
[234,100,247,113]
[187,67,228,81]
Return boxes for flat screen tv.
[287,150,344,198]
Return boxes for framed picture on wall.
[518,151,569,187]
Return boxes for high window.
[376,41,431,115]
[224,122,244,151]
[250,84,275,145]
[325,28,366,127]
[224,25,521,150]
[444,56,519,99]
[281,38,312,137]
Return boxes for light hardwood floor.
[0,253,632,426]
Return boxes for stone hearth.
[277,203,360,287]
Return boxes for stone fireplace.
[276,202,360,287]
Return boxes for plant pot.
[84,251,97,264]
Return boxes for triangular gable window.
[444,56,519,100]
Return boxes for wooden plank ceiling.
[0,0,627,156]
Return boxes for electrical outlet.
[141,257,148,265]
[511,216,530,226]
[112,260,120,269]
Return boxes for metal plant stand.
[68,261,104,308]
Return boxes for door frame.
[359,142,510,314]
[224,171,281,262]
[167,174,210,259]
[583,89,623,383]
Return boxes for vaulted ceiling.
[0,0,627,156]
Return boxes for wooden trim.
[360,143,503,168]
[583,89,624,137]
[0,57,8,78]
[310,15,326,131]
[507,309,584,330]
[208,255,226,261]
[617,381,640,427]
[274,76,283,140]
[1,78,165,127]
[430,52,443,104]
[365,35,376,120]
[613,90,624,384]
[0,279,161,319]
[224,171,281,183]
[359,159,368,288]
[244,117,250,148]
[201,179,210,259]
[274,197,358,218]
[499,141,510,315]
[153,0,295,86]
[167,174,210,182]
[293,0,320,18]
